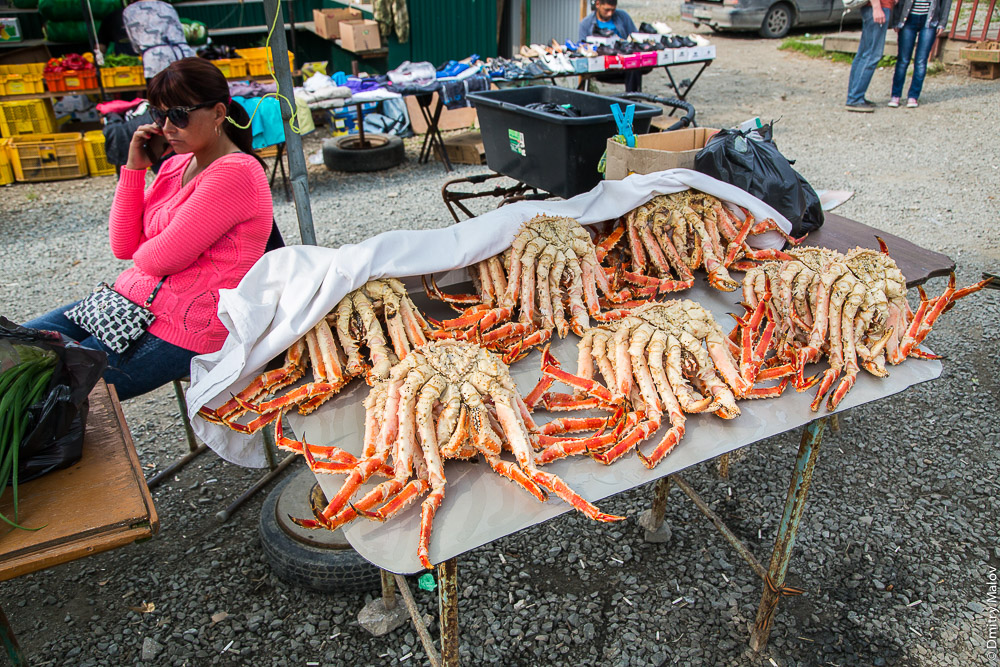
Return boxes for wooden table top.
[803,213,956,288]
[0,380,158,583]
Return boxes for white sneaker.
[652,21,673,34]
[689,34,710,46]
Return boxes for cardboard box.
[604,127,720,181]
[443,130,485,165]
[657,49,674,66]
[312,8,362,40]
[339,19,381,52]
[673,47,694,63]
[404,92,479,134]
[0,18,22,43]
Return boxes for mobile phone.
[143,132,171,164]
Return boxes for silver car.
[681,0,862,38]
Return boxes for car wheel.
[258,467,382,593]
[759,2,793,38]
[322,133,405,172]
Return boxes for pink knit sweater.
[110,152,273,354]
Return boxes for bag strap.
[143,278,166,309]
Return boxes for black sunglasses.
[150,102,218,129]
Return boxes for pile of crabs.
[199,190,991,569]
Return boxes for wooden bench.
[0,380,158,665]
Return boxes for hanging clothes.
[123,0,195,79]
[374,0,410,43]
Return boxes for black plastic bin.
[467,86,661,198]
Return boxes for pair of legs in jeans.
[846,5,889,106]
[25,302,197,401]
[892,12,936,101]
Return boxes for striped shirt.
[911,0,931,13]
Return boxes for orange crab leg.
[541,365,615,404]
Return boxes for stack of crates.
[0,63,45,96]
[0,98,56,137]
[83,130,115,176]
[8,132,87,182]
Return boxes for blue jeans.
[25,302,198,401]
[891,12,936,100]
[846,5,889,105]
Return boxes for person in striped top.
[888,0,953,107]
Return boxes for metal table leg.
[437,558,460,666]
[416,94,453,172]
[749,417,827,651]
[661,60,711,115]
[1,602,24,667]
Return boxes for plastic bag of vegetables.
[0,318,106,529]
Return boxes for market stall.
[183,155,985,664]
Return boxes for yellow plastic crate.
[9,132,87,182]
[83,130,115,177]
[100,65,145,88]
[0,62,45,76]
[0,139,13,186]
[210,58,249,79]
[0,98,56,137]
[0,73,45,95]
[235,48,294,77]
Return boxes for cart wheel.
[759,2,794,38]
[258,467,381,593]
[322,133,405,172]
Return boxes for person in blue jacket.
[578,0,637,41]
[578,0,642,92]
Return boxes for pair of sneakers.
[887,97,919,108]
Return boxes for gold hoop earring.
[215,124,221,136]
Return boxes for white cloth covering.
[187,168,793,466]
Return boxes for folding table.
[286,215,955,666]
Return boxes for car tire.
[258,468,381,593]
[322,133,404,172]
[759,2,794,38]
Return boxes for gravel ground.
[2,11,999,667]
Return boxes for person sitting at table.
[25,57,274,401]
[578,0,642,92]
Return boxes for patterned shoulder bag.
[65,279,166,354]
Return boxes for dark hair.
[147,57,266,172]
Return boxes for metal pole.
[749,417,827,651]
[262,0,317,246]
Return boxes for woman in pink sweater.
[27,58,275,400]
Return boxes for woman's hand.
[126,123,163,171]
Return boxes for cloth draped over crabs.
[188,170,794,467]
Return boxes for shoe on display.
[652,21,673,34]
[520,45,538,58]
[565,40,579,52]
[906,98,919,108]
[679,36,697,47]
[689,34,710,46]
[639,21,659,34]
[557,53,575,73]
[887,97,900,107]
[845,101,876,112]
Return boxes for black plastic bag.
[694,123,824,238]
[0,318,107,484]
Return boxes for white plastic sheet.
[188,169,794,467]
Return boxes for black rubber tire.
[759,3,794,38]
[322,133,405,172]
[258,471,381,593]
